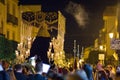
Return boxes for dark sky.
[19,0,118,53]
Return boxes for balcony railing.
[0,0,5,4]
[7,13,18,25]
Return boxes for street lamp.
[100,45,104,51]
[109,33,114,39]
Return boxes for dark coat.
[34,74,46,80]
[14,72,27,80]
[0,71,10,80]
[27,74,34,80]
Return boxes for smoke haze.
[65,1,88,28]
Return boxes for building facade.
[0,0,5,35]
[103,6,118,58]
[93,5,119,64]
[6,0,20,42]
[0,0,19,60]
[0,0,20,42]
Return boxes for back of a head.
[7,70,16,80]
[66,73,82,80]
[54,74,64,80]
[98,70,107,79]
[35,62,43,73]
[83,64,93,79]
[47,70,55,77]
[14,64,22,71]
[75,70,88,80]
[47,70,57,80]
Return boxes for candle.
[50,42,52,47]
[26,50,29,57]
[20,43,23,48]
[17,44,20,50]
[49,49,51,52]
[60,52,62,55]
[47,51,50,57]
[74,40,76,48]
[28,41,31,48]
[77,45,80,58]
[15,50,19,56]
[51,53,54,60]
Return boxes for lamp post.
[73,40,77,61]
[99,45,104,51]
[77,45,80,60]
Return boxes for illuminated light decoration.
[109,33,114,39]
[15,17,34,63]
[36,11,45,22]
[22,12,35,22]
[99,45,104,51]
[45,12,58,24]
[22,11,58,27]
[16,11,65,66]
[22,11,58,39]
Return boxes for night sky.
[19,0,118,53]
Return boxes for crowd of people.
[0,59,120,80]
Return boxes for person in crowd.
[47,70,64,80]
[75,70,88,80]
[27,66,35,80]
[0,60,10,80]
[66,70,88,80]
[47,70,57,80]
[116,65,120,80]
[14,64,27,80]
[58,67,63,74]
[96,60,103,71]
[2,60,9,71]
[20,64,35,80]
[68,67,74,73]
[83,64,93,80]
[54,74,64,80]
[7,66,16,80]
[116,65,120,76]
[62,67,69,75]
[23,66,28,75]
[97,70,108,80]
[106,65,115,80]
[66,74,74,80]
[34,62,46,80]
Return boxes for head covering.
[75,70,88,80]
[83,64,93,80]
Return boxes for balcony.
[7,13,18,25]
[0,0,5,4]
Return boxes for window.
[0,20,3,34]
[7,2,10,13]
[1,20,3,27]
[12,4,16,16]
[12,31,15,40]
[0,0,5,4]
[0,20,1,28]
[7,31,9,39]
